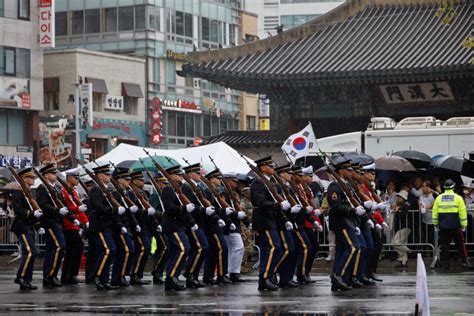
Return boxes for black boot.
[43,276,55,288]
[296,275,308,284]
[152,272,164,285]
[358,277,376,285]
[25,281,38,290]
[52,277,63,287]
[186,276,200,289]
[165,277,186,291]
[330,274,351,291]
[443,259,450,270]
[304,274,316,283]
[367,273,383,282]
[258,278,279,291]
[203,278,216,285]
[95,277,105,291]
[346,277,363,288]
[18,278,29,291]
[462,258,472,270]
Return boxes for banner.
[416,253,430,316]
[80,83,93,127]
[38,118,72,165]
[39,0,55,48]
[281,122,318,164]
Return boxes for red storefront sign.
[150,98,163,145]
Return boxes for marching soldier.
[36,163,79,288]
[81,178,98,284]
[128,170,157,285]
[60,170,89,285]
[109,168,137,287]
[161,165,194,291]
[88,164,119,290]
[10,167,41,290]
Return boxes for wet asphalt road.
[0,266,472,315]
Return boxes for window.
[135,5,145,29]
[210,20,219,43]
[166,60,176,85]
[72,10,84,34]
[18,0,29,20]
[4,47,15,76]
[0,0,3,17]
[194,115,201,137]
[177,113,185,137]
[186,115,194,137]
[166,10,176,34]
[16,48,30,78]
[85,9,100,33]
[123,97,138,115]
[149,7,159,31]
[246,115,256,130]
[88,138,107,161]
[92,93,102,112]
[0,110,24,145]
[168,112,176,136]
[202,17,210,42]
[44,92,59,111]
[184,13,193,37]
[203,115,210,136]
[169,10,193,37]
[3,0,16,19]
[176,11,184,35]
[55,12,67,36]
[105,8,117,32]
[211,117,219,135]
[119,6,134,31]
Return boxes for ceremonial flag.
[281,122,318,164]
[415,253,430,316]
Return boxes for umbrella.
[116,160,137,169]
[315,166,330,181]
[130,156,179,172]
[343,152,374,166]
[393,150,433,169]
[375,156,416,172]
[2,182,21,190]
[431,155,474,178]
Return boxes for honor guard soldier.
[433,179,472,270]
[327,157,363,291]
[161,165,194,291]
[250,156,293,291]
[60,170,89,285]
[110,168,137,287]
[128,170,157,285]
[82,177,98,284]
[36,163,79,288]
[88,164,119,290]
[181,163,212,288]
[10,167,41,290]
[201,169,231,285]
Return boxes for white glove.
[186,203,195,213]
[37,228,45,235]
[461,227,466,232]
[248,223,253,231]
[147,207,156,216]
[376,202,386,210]
[86,222,90,229]
[315,222,323,232]
[291,205,302,214]
[156,225,162,233]
[314,208,322,216]
[34,210,43,218]
[375,223,382,230]
[130,205,139,213]
[229,223,237,231]
[355,206,366,216]
[382,222,388,230]
[306,205,313,214]
[285,221,294,231]
[59,207,69,216]
[79,205,87,212]
[73,219,80,226]
[366,219,374,229]
[191,224,198,231]
[136,225,141,233]
[281,200,291,211]
[118,206,126,215]
[217,219,226,228]
[205,206,215,216]
[364,200,376,210]
[79,229,83,237]
[434,225,439,232]
[355,227,361,235]
[237,211,247,219]
[225,207,235,216]
[420,207,426,214]
[121,227,128,234]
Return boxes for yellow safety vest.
[432,189,467,229]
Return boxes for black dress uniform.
[10,167,39,290]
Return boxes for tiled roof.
[202,130,288,146]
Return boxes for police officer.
[36,163,79,288]
[432,179,472,270]
[10,167,41,290]
[161,165,194,291]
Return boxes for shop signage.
[150,97,163,145]
[39,0,55,48]
[104,95,124,111]
[0,78,30,108]
[92,121,131,134]
[161,98,202,113]
[80,83,93,127]
[258,94,270,118]
[259,118,270,131]
[38,118,72,164]
[203,99,215,109]
[0,155,33,168]
[379,82,455,105]
[166,49,187,61]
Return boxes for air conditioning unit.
[103,95,124,111]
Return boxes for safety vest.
[432,189,467,229]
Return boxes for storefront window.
[55,12,67,36]
[4,47,15,75]
[211,117,219,135]
[194,115,202,137]
[85,9,100,33]
[105,8,117,32]
[168,112,176,136]
[124,97,138,116]
[135,5,145,29]
[89,138,107,161]
[186,115,194,137]
[246,115,256,130]
[119,6,134,31]
[72,10,84,34]
[177,113,185,137]
[203,115,210,136]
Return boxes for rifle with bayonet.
[79,162,122,209]
[56,173,83,206]
[107,161,138,209]
[7,164,41,211]
[179,157,212,208]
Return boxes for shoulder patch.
[441,195,454,202]
[331,191,338,201]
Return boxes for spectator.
[419,180,436,244]
[462,180,474,209]
[432,176,443,194]
[393,190,412,268]
[411,176,424,199]
[381,179,397,243]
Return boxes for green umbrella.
[130,156,179,173]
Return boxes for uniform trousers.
[111,232,135,283]
[93,231,116,284]
[333,228,360,278]
[304,228,318,275]
[224,232,245,274]
[358,227,373,279]
[440,228,468,261]
[16,230,37,283]
[61,229,84,282]
[257,229,282,280]
[185,228,209,278]
[130,233,151,279]
[165,230,190,278]
[366,228,383,275]
[274,229,295,283]
[85,232,97,282]
[204,232,228,279]
[43,227,66,279]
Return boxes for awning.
[86,78,108,94]
[44,78,59,93]
[122,82,144,98]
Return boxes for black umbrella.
[343,152,374,166]
[116,160,138,169]
[432,155,474,178]
[393,150,433,169]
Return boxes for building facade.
[52,0,252,149]
[42,48,146,164]
[0,0,42,167]
[242,0,344,40]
